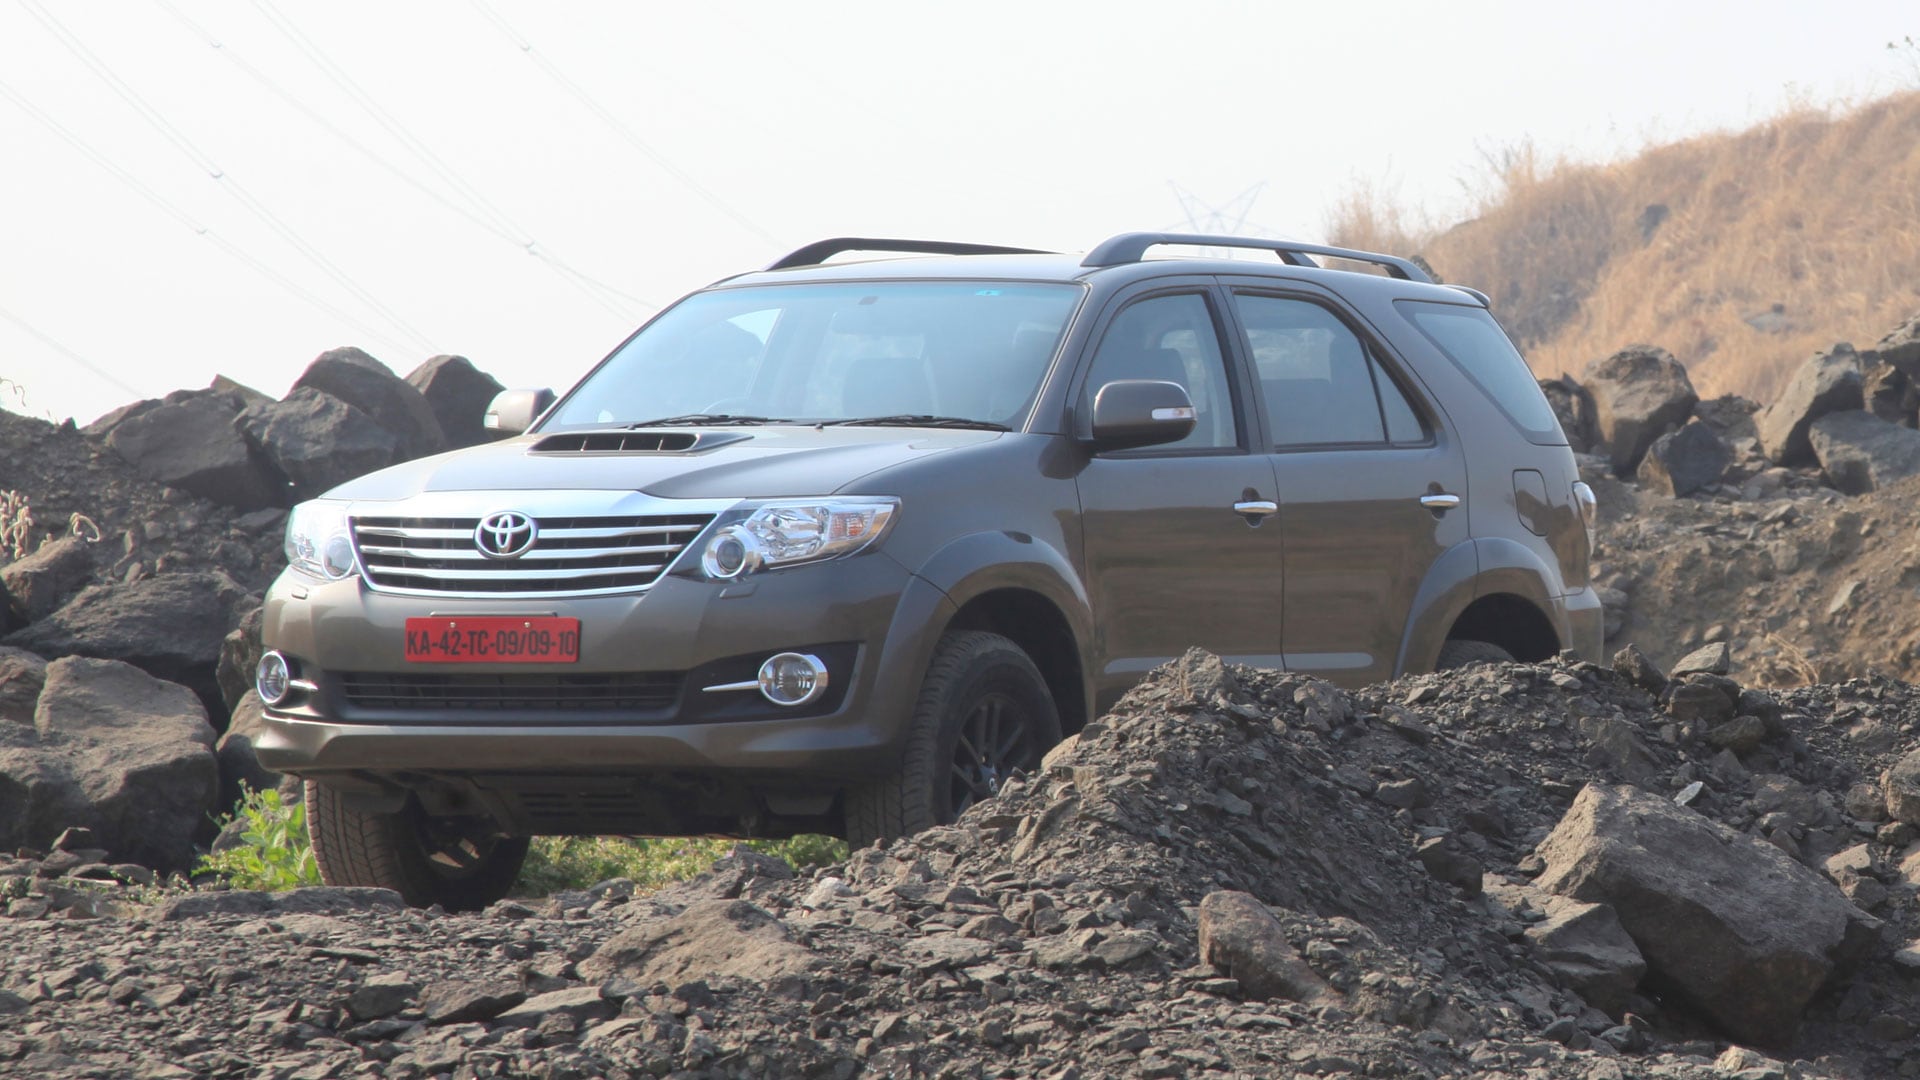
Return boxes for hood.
[322,425,1002,502]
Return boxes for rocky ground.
[8,316,1920,1078]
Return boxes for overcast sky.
[2,0,1915,426]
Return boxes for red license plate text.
[404,616,580,663]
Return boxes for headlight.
[285,500,357,581]
[700,497,897,580]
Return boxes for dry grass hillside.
[1332,90,1920,402]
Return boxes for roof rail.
[766,238,1052,271]
[1081,232,1435,283]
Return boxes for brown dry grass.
[1329,90,1920,403]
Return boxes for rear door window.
[1233,293,1425,448]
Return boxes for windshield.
[545,281,1084,430]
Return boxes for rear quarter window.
[1395,299,1565,445]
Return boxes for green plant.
[516,834,849,897]
[196,784,322,891]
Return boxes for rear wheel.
[845,631,1061,846]
[1435,638,1515,670]
[305,781,528,911]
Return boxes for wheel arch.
[1396,536,1566,673]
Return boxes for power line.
[467,0,783,248]
[0,74,420,358]
[246,0,653,320]
[0,300,144,400]
[18,0,440,354]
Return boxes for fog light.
[322,533,358,580]
[702,525,763,580]
[757,652,828,707]
[256,651,292,706]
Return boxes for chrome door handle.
[1233,499,1279,518]
[1420,493,1461,510]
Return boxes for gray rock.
[1415,835,1484,896]
[1808,409,1920,494]
[236,387,403,501]
[346,972,420,1021]
[1636,420,1729,497]
[1863,361,1917,427]
[1885,748,1920,826]
[293,347,447,460]
[494,986,615,1030]
[1196,891,1339,1003]
[215,691,281,815]
[1583,345,1698,475]
[1611,644,1666,693]
[1670,642,1731,677]
[1666,680,1737,725]
[1538,376,1600,454]
[3,570,257,719]
[1523,899,1646,1015]
[1756,344,1864,466]
[1877,308,1920,380]
[0,657,216,870]
[1,537,96,626]
[214,605,264,716]
[406,355,505,450]
[1704,716,1768,754]
[421,978,526,1025]
[578,898,817,985]
[1536,783,1879,1044]
[151,885,405,920]
[0,646,47,726]
[103,391,285,509]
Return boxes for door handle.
[1233,499,1279,518]
[1420,493,1461,511]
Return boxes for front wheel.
[845,631,1061,847]
[1435,638,1515,670]
[305,781,528,911]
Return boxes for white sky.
[2,0,1915,426]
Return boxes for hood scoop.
[529,430,752,455]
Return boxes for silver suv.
[255,233,1602,908]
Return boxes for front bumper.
[1561,585,1605,663]
[255,550,956,786]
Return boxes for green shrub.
[196,784,322,891]
[517,834,849,896]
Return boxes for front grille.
[352,514,713,597]
[339,671,682,712]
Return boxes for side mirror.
[1086,379,1196,450]
[483,388,556,436]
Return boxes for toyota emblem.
[474,511,538,559]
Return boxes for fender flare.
[1394,536,1562,675]
[910,531,1097,726]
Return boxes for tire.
[305,781,529,911]
[845,630,1062,847]
[1435,638,1515,670]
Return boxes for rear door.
[1222,285,1468,687]
[1072,283,1283,712]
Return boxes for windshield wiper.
[822,415,1011,432]
[627,414,790,427]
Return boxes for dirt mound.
[6,651,1919,1077]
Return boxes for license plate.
[404,617,580,663]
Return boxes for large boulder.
[578,898,819,986]
[1582,345,1698,475]
[1876,308,1920,380]
[292,347,446,460]
[1886,748,1920,826]
[1756,344,1864,466]
[1863,361,1918,428]
[1535,784,1878,1045]
[102,390,285,509]
[237,387,404,501]
[0,656,217,871]
[1,535,95,625]
[407,355,505,450]
[0,646,47,726]
[1537,376,1600,455]
[1635,419,1729,497]
[2,570,258,722]
[1807,409,1920,494]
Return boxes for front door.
[1226,289,1469,687]
[1074,288,1283,712]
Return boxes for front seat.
[842,356,936,417]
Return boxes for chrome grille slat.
[352,513,712,597]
